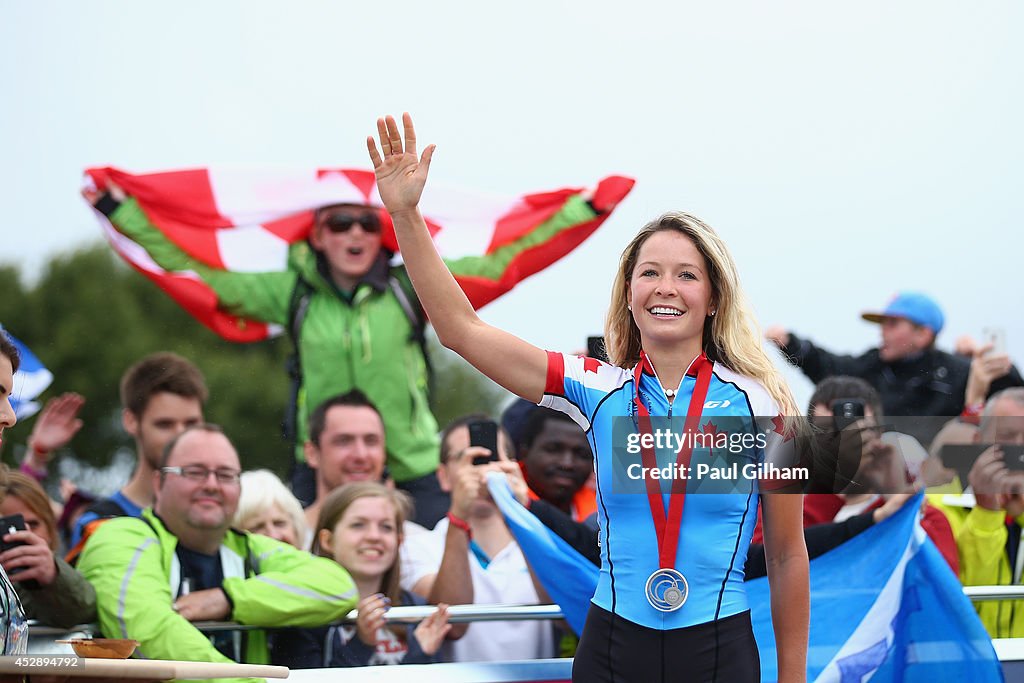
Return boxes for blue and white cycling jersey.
[540,351,786,630]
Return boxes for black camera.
[830,398,865,431]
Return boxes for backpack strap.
[65,510,161,567]
[388,273,432,378]
[282,272,431,445]
[65,518,109,566]
[282,277,315,443]
[83,497,132,519]
[385,270,430,382]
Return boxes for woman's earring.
[627,305,632,311]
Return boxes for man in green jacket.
[89,185,600,525]
[78,424,356,679]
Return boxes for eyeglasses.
[161,465,241,485]
[322,212,381,234]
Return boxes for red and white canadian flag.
[83,166,634,342]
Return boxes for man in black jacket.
[766,292,1021,444]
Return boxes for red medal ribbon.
[633,350,713,570]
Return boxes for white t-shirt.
[834,494,881,522]
[400,517,555,662]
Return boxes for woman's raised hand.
[367,112,435,216]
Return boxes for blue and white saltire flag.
[487,472,597,636]
[0,327,52,420]
[749,490,1002,682]
[489,476,1002,681]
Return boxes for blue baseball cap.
[861,292,944,335]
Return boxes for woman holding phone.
[366,114,808,682]
[0,468,98,629]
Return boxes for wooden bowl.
[62,638,140,659]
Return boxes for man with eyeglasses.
[77,423,357,668]
[89,184,603,528]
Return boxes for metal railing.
[26,592,1024,680]
[198,603,565,633]
[27,603,566,638]
[964,586,1024,602]
[27,586,1024,638]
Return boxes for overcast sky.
[3,0,1022,408]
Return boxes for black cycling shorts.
[572,605,760,683]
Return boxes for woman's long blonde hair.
[605,212,800,422]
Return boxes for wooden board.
[0,656,288,679]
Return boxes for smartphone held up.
[0,513,28,574]
[983,327,1007,356]
[468,419,499,466]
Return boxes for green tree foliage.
[427,335,512,430]
[1,243,292,476]
[1,242,510,484]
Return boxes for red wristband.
[961,402,984,426]
[446,512,472,540]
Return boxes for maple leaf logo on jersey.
[700,420,722,439]
[696,420,724,456]
[579,356,602,374]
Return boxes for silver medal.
[645,568,688,612]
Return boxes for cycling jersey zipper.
[640,353,702,420]
[656,377,681,419]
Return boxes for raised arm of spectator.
[764,326,863,384]
[84,183,296,326]
[22,393,85,480]
[959,446,1013,586]
[441,200,599,309]
[966,344,1013,407]
[416,446,489,639]
[368,113,548,404]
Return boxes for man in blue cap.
[765,292,1020,442]
[859,292,947,363]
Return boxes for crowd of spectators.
[2,285,1024,668]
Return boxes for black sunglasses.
[322,211,381,234]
